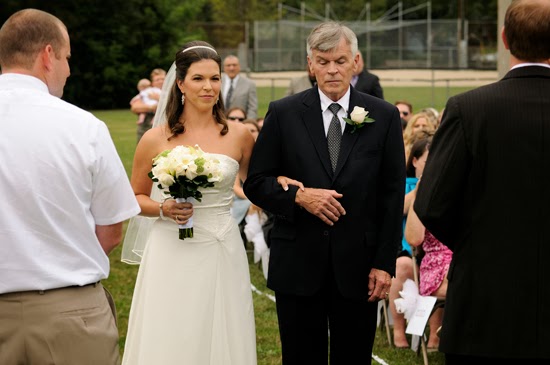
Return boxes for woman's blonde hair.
[403,113,436,159]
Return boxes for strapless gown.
[122,154,257,365]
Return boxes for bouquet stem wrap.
[176,197,195,240]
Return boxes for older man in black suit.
[244,22,405,364]
[414,0,550,364]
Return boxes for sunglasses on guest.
[228,116,245,121]
[400,111,409,116]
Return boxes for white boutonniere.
[343,106,375,134]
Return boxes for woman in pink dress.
[405,151,452,350]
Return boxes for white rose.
[185,163,198,180]
[152,161,170,177]
[173,160,189,176]
[157,173,175,187]
[350,106,369,123]
[208,170,222,182]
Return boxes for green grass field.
[95,85,470,364]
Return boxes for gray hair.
[306,22,358,58]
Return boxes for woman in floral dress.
[404,146,452,350]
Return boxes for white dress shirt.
[223,74,240,100]
[318,87,351,136]
[0,73,140,293]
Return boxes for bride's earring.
[181,93,185,106]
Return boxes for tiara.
[180,45,217,54]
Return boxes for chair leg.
[420,333,429,365]
[381,299,392,346]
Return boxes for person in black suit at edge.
[352,52,384,99]
[244,21,405,365]
[413,0,550,364]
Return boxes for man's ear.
[501,26,509,50]
[353,52,359,73]
[307,56,314,74]
[40,44,54,71]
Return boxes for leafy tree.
[0,0,207,109]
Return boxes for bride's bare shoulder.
[140,125,170,143]
[226,121,250,139]
[136,126,171,154]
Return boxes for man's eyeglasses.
[228,116,245,121]
[401,111,409,116]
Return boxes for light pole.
[497,0,512,78]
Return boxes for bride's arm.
[236,124,255,185]
[233,175,246,199]
[232,123,305,194]
[277,176,305,192]
[130,129,192,220]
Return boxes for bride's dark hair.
[165,41,228,138]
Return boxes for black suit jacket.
[354,70,384,100]
[414,66,550,358]
[244,86,405,299]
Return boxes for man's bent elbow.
[96,222,124,255]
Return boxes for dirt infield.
[248,69,498,88]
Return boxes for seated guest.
[389,137,431,348]
[242,118,260,140]
[395,100,413,130]
[404,145,452,350]
[403,112,436,160]
[256,117,265,129]
[419,107,440,128]
[226,106,247,122]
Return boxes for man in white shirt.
[0,9,140,365]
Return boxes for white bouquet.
[149,145,223,239]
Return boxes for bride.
[121,41,257,364]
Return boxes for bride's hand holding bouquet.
[149,144,223,239]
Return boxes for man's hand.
[295,188,346,226]
[367,268,392,302]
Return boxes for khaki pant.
[0,282,119,365]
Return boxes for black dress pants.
[275,266,378,365]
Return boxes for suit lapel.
[301,88,333,178]
[333,88,362,180]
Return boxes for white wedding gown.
[122,154,257,365]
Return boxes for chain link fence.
[191,18,496,72]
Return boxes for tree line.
[0,0,496,109]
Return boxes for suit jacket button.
[323,231,329,236]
